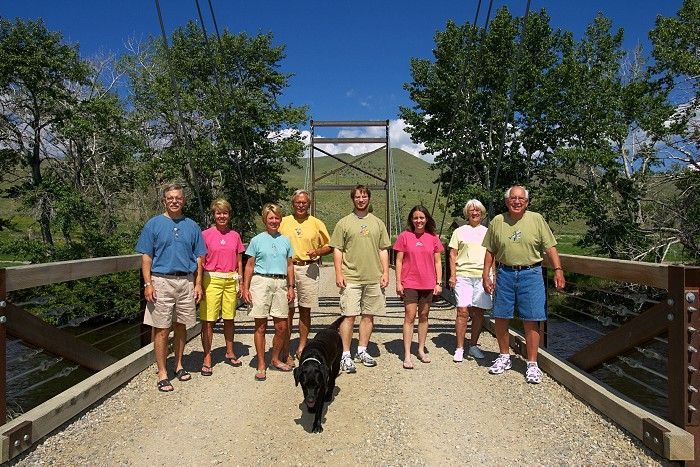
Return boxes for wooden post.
[0,268,6,424]
[541,265,549,349]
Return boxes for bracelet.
[144,282,152,288]
[288,284,296,288]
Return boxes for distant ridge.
[282,148,448,236]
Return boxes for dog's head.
[294,359,329,410]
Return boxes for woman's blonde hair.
[261,202,282,220]
[210,198,232,214]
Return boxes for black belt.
[254,273,287,279]
[293,260,318,266]
[156,271,190,277]
[499,262,542,271]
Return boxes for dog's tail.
[329,315,345,330]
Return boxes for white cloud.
[298,119,437,162]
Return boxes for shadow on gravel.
[293,387,341,433]
[383,339,437,361]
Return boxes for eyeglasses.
[508,197,527,202]
[294,201,309,206]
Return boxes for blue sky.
[2,0,684,159]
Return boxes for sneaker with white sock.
[354,351,377,367]
[468,345,485,360]
[526,363,542,384]
[453,347,464,362]
[340,355,357,373]
[488,354,512,374]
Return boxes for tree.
[649,0,700,261]
[122,22,307,235]
[400,8,561,220]
[540,14,672,260]
[0,18,91,245]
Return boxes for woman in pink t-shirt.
[393,205,444,369]
[199,199,245,376]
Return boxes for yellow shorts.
[339,282,386,317]
[200,272,239,321]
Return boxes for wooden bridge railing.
[537,254,700,462]
[0,253,699,462]
[0,254,144,460]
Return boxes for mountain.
[282,148,448,237]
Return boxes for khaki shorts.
[339,283,385,317]
[248,275,289,319]
[144,274,196,329]
[292,263,320,309]
[200,272,239,321]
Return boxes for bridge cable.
[193,0,255,232]
[206,0,265,212]
[485,0,532,222]
[434,0,493,242]
[154,0,208,224]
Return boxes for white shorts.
[455,276,492,309]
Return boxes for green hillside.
[281,148,449,237]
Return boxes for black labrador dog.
[293,316,344,433]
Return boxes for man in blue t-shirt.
[135,183,207,393]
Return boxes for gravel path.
[14,266,667,466]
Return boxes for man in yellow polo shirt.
[279,189,332,365]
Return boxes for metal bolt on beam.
[690,385,698,393]
[690,345,698,353]
[690,326,698,333]
[13,440,19,448]
[23,434,29,443]
[667,298,675,306]
[687,292,697,304]
[0,315,6,324]
[690,365,698,373]
[667,313,674,321]
[690,404,697,412]
[690,306,698,313]
[0,300,6,308]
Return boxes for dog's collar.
[301,357,323,366]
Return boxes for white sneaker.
[468,345,485,360]
[488,354,512,374]
[354,351,377,367]
[526,363,542,384]
[340,355,357,373]
[453,347,464,363]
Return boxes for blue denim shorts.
[492,266,546,321]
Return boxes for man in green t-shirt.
[482,185,565,384]
[330,185,391,374]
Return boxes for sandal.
[175,368,192,381]
[269,362,293,372]
[403,361,414,370]
[254,370,267,381]
[417,354,432,364]
[200,366,213,376]
[157,379,173,392]
[225,355,242,367]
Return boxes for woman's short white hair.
[463,199,486,217]
[504,185,529,200]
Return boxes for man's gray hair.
[290,189,311,204]
[162,183,184,198]
[504,185,529,200]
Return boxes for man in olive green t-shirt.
[330,185,391,374]
[482,186,565,384]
